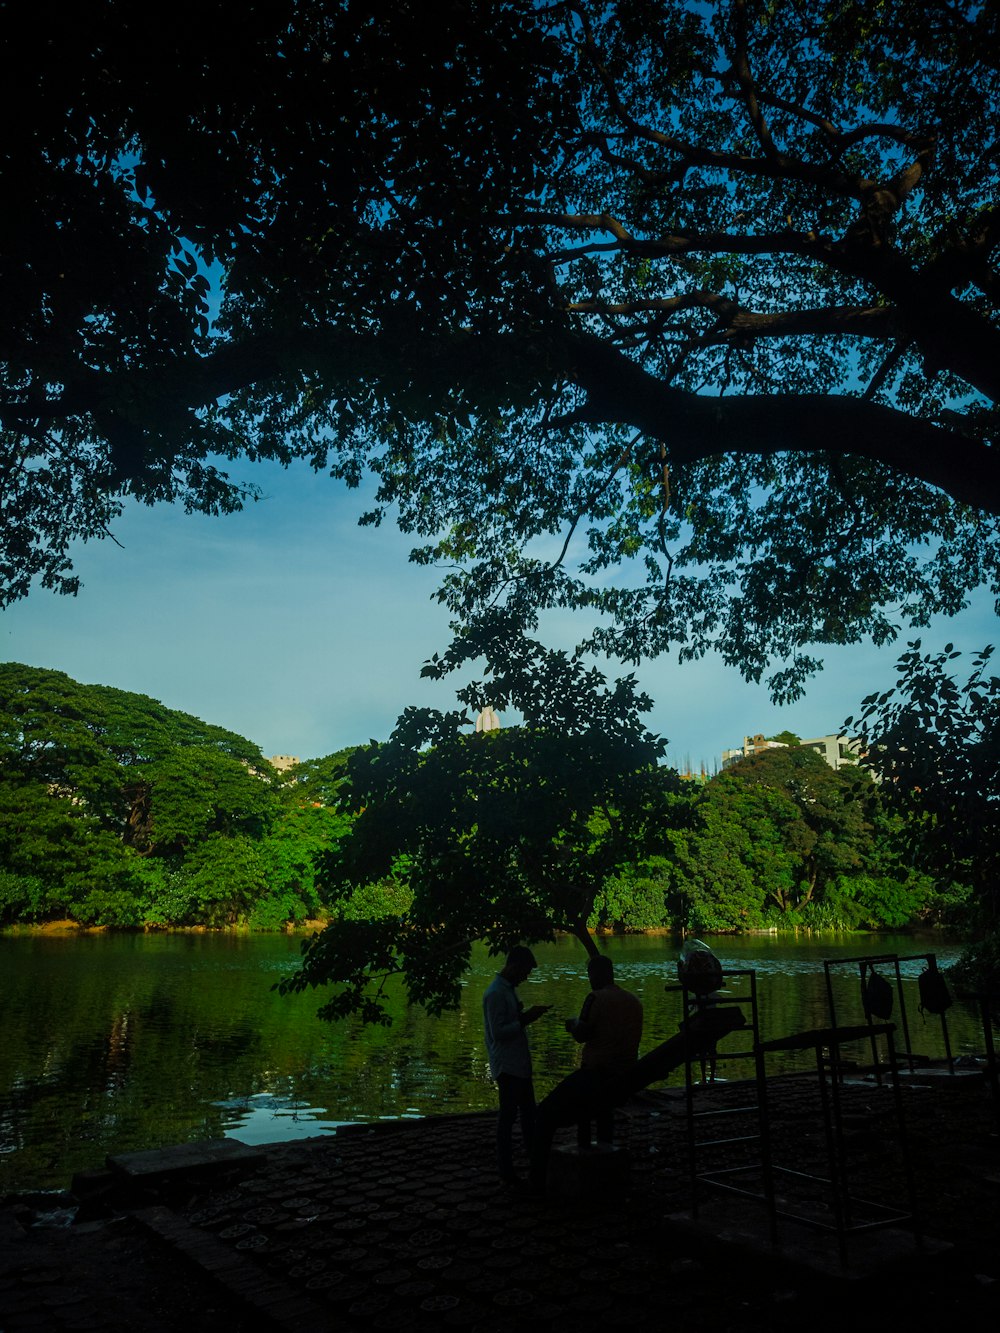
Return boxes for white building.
[721,733,859,772]
[269,754,301,773]
[475,706,501,733]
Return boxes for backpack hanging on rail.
[861,965,894,1020]
[918,961,952,1017]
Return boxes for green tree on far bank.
[662,746,954,934]
[723,748,876,909]
[0,658,966,950]
[665,777,798,930]
[0,662,363,930]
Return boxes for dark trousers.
[576,1105,615,1149]
[530,1068,616,1185]
[496,1073,535,1181]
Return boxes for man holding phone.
[482,945,551,1187]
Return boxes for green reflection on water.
[0,930,979,1193]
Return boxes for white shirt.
[482,973,532,1079]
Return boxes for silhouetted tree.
[2,1,999,699]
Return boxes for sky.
[2,459,996,772]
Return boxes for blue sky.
[1,459,996,771]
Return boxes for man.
[530,954,642,1185]
[565,954,643,1147]
[482,945,551,1186]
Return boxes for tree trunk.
[570,916,600,957]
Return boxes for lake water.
[0,929,983,1194]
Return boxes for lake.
[0,929,983,1195]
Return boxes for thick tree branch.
[830,249,1000,402]
[543,212,1000,402]
[534,213,823,264]
[567,336,1000,514]
[4,323,998,516]
[920,206,1000,308]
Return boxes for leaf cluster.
[3,2,1000,699]
[848,640,1000,903]
[284,634,690,1021]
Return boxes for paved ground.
[2,1074,1000,1332]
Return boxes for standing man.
[530,954,642,1186]
[565,954,643,1147]
[482,945,550,1187]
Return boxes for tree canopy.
[280,639,960,1021]
[721,746,875,904]
[658,742,943,932]
[0,659,954,994]
[281,636,690,1022]
[849,641,1000,914]
[3,0,999,698]
[0,663,356,927]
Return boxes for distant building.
[797,734,861,771]
[269,754,301,773]
[721,734,788,767]
[475,706,501,733]
[721,733,859,772]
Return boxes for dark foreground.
[2,1073,999,1332]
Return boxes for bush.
[246,891,315,931]
[179,835,269,926]
[0,871,48,924]
[69,887,145,928]
[589,869,669,932]
[338,879,414,921]
[950,930,1000,996]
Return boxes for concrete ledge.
[107,1138,265,1183]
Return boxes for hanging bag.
[918,963,952,1017]
[862,966,894,1020]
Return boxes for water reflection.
[211,1092,346,1144]
[0,929,978,1193]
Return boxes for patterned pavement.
[2,1077,1000,1331]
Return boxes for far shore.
[2,918,944,942]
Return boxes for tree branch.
[573,3,864,197]
[747,83,931,160]
[730,0,782,163]
[534,213,824,264]
[567,336,1000,514]
[568,297,895,343]
[4,323,998,516]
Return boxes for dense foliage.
[0,661,963,961]
[654,747,955,934]
[0,663,359,928]
[280,636,691,1021]
[2,1,999,703]
[849,642,999,989]
[279,635,960,1022]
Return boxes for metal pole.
[893,956,915,1072]
[815,1036,849,1270]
